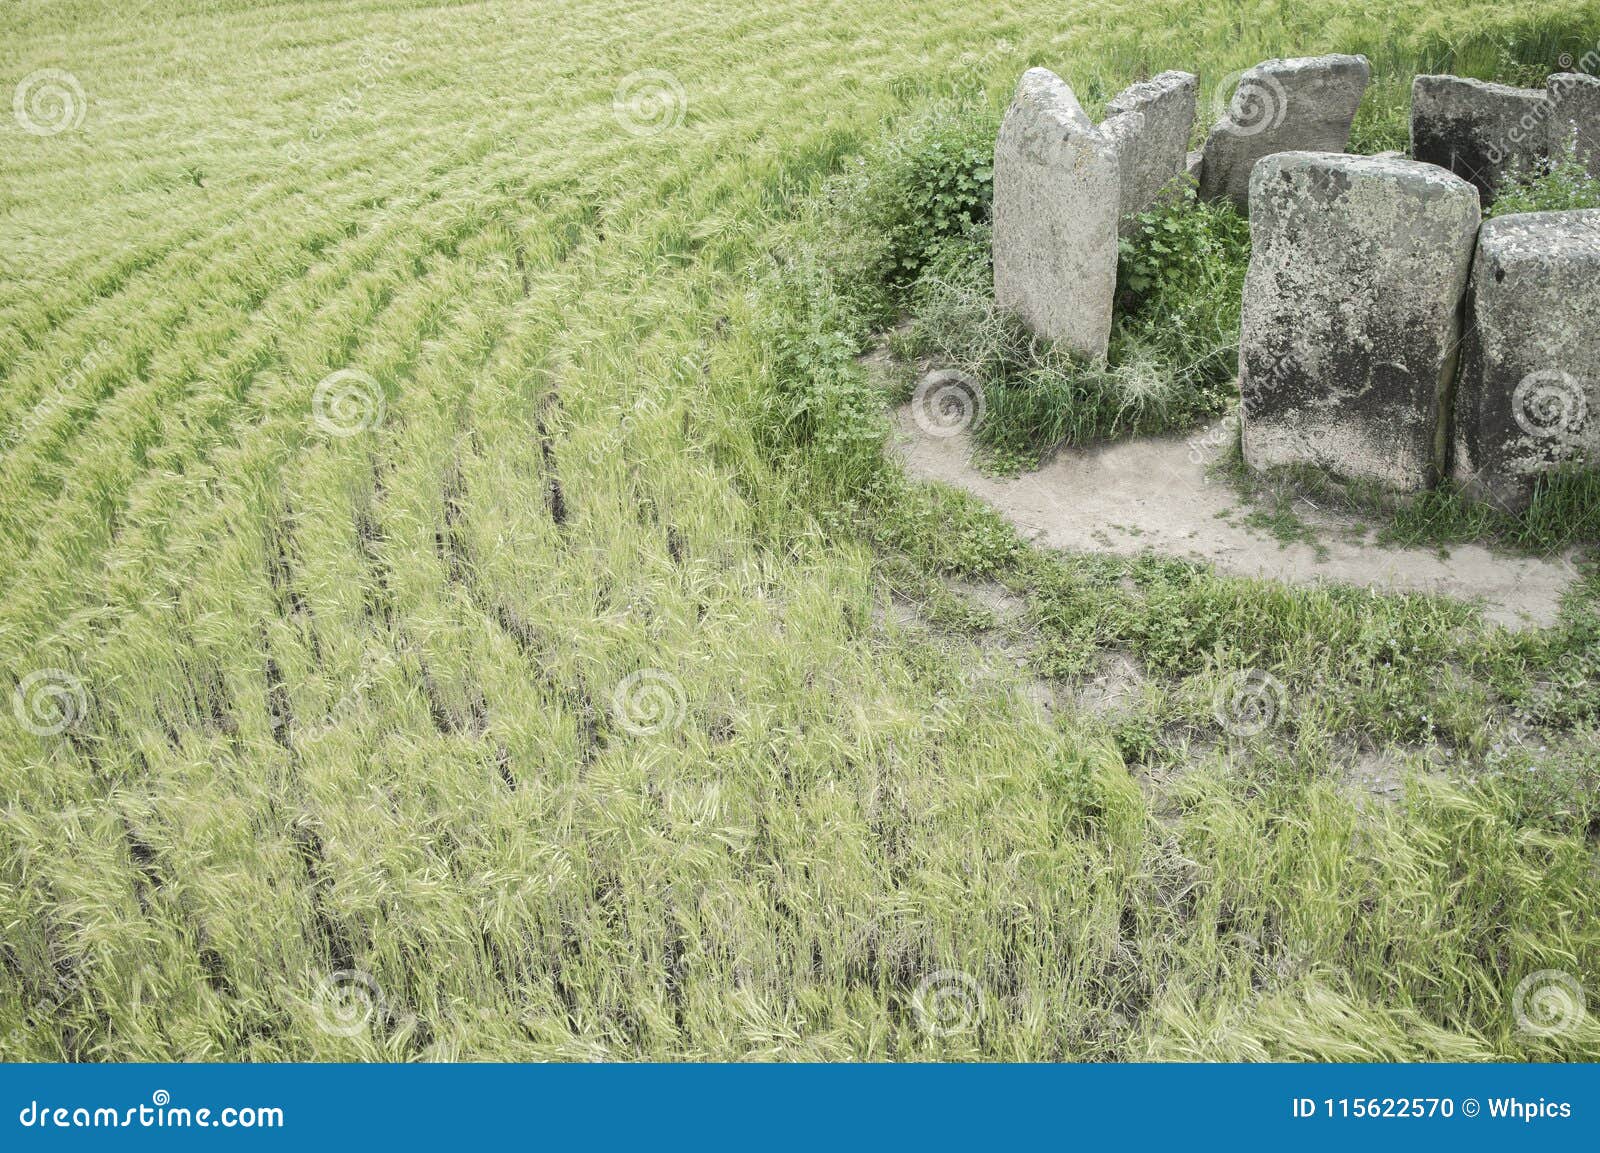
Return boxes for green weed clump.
[824,106,998,306]
[1380,469,1600,553]
[1112,188,1252,413]
[1489,152,1600,217]
[894,185,1250,471]
[899,225,1178,472]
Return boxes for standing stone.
[1200,55,1371,208]
[992,68,1121,360]
[1097,109,1148,218]
[1410,75,1548,201]
[1452,210,1600,511]
[1548,72,1600,177]
[1239,153,1481,492]
[1103,71,1199,227]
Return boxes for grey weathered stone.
[1410,75,1548,201]
[1200,55,1371,207]
[1096,110,1147,215]
[1239,152,1481,492]
[1184,148,1204,185]
[1103,71,1198,227]
[1452,210,1600,511]
[1548,72,1600,177]
[992,68,1121,360]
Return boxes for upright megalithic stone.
[1410,75,1549,202]
[1548,72,1600,177]
[1453,210,1600,511]
[992,68,1121,360]
[1239,153,1481,492]
[1102,71,1199,229]
[1200,54,1371,208]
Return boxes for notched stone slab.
[1103,70,1198,228]
[1200,54,1370,208]
[993,68,1121,360]
[1239,152,1481,492]
[1453,210,1600,511]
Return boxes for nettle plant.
[835,105,997,294]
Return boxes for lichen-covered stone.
[1103,71,1198,227]
[992,68,1121,359]
[1410,75,1548,201]
[1548,72,1600,177]
[1200,55,1370,207]
[1239,152,1481,492]
[1452,210,1600,511]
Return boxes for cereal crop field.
[3,0,1599,1060]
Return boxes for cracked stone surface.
[1200,54,1370,207]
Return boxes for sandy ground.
[891,407,1578,630]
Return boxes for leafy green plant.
[827,104,997,297]
[1113,186,1250,407]
[1116,187,1247,308]
[749,237,889,505]
[1489,152,1600,217]
[886,186,1250,471]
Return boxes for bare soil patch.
[891,407,1578,630]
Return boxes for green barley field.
[3,0,1600,1061]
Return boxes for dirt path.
[891,407,1577,630]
